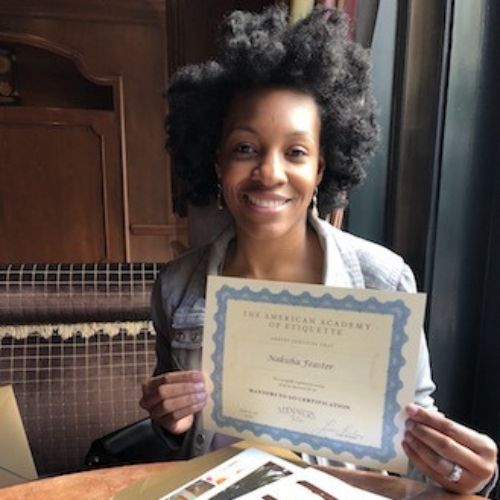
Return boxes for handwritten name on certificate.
[202,276,427,474]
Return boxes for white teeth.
[246,194,287,208]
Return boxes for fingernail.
[194,382,205,391]
[406,420,415,431]
[405,432,414,444]
[196,392,207,402]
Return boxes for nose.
[253,151,287,186]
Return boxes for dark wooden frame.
[385,0,452,288]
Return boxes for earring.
[217,183,224,210]
[311,187,319,217]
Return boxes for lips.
[243,193,291,210]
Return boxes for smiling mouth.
[244,193,291,209]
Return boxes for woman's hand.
[403,403,497,494]
[140,370,207,435]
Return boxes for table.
[0,462,484,500]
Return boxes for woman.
[140,6,497,495]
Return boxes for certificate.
[202,276,426,474]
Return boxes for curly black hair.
[166,5,379,217]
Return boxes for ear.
[316,156,325,186]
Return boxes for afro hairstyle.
[166,4,379,217]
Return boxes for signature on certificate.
[318,419,364,442]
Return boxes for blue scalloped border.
[209,285,410,463]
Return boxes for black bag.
[85,418,172,468]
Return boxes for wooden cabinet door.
[0,107,125,263]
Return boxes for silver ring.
[447,463,463,483]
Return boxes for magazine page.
[238,467,390,500]
[159,447,303,500]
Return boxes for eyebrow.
[227,125,315,139]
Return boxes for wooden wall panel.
[0,0,164,25]
[0,0,184,263]
[0,107,125,263]
[385,0,448,286]
[13,44,113,110]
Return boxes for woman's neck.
[222,224,324,284]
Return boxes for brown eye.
[287,147,308,158]
[234,143,256,155]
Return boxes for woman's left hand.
[403,403,497,494]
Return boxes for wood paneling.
[385,0,449,287]
[0,0,185,263]
[0,0,164,25]
[13,43,113,109]
[0,107,125,263]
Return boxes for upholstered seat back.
[0,263,161,475]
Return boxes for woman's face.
[217,87,324,242]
